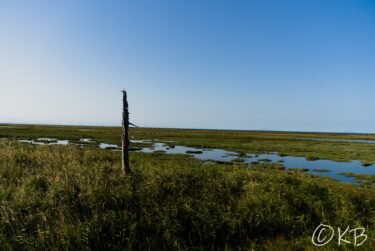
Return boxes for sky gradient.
[1,0,375,132]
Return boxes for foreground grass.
[0,142,374,250]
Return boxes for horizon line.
[1,122,375,135]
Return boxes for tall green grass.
[0,141,374,250]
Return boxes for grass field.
[0,124,374,250]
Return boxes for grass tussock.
[0,141,374,250]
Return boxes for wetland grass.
[0,125,375,249]
[0,142,374,250]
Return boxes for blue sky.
[1,0,374,132]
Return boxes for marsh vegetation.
[0,124,374,250]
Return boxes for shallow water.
[15,138,375,184]
[51,140,69,145]
[19,138,69,145]
[141,143,238,162]
[244,153,373,183]
[99,143,120,149]
[80,138,94,143]
[131,139,153,143]
[138,142,374,184]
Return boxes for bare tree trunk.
[122,90,131,174]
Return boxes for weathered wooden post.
[122,90,131,174]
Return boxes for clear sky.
[1,0,374,132]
